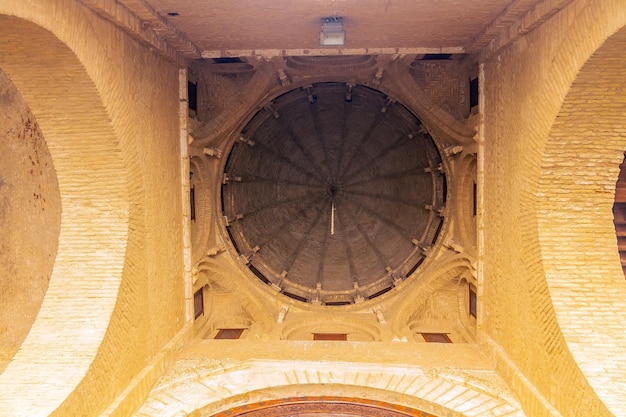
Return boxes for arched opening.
[537,24,626,414]
[0,14,128,416]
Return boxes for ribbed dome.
[221,82,446,305]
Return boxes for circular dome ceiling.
[221,82,446,305]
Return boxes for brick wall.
[135,340,525,417]
[482,0,626,415]
[0,1,185,416]
[0,69,61,374]
[536,22,626,415]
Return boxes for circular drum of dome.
[221,82,446,305]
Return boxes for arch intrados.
[537,22,626,415]
[0,14,127,416]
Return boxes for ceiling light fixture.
[320,17,345,46]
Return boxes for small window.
[283,291,308,303]
[313,333,347,341]
[469,284,477,318]
[215,328,245,339]
[187,81,197,112]
[212,57,243,64]
[472,181,477,217]
[193,288,203,319]
[421,333,452,343]
[421,53,452,60]
[470,77,479,109]
[190,186,196,221]
[369,286,392,298]
[248,263,270,284]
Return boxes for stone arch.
[385,57,476,146]
[454,153,477,254]
[190,155,213,263]
[536,22,626,415]
[136,360,524,417]
[390,254,474,335]
[456,273,477,337]
[481,1,626,414]
[0,14,128,417]
[194,259,276,336]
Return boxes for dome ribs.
[342,188,422,210]
[266,110,329,183]
[253,193,328,248]
[334,201,359,285]
[235,191,323,220]
[281,197,328,273]
[344,166,424,188]
[331,84,354,182]
[337,105,385,185]
[305,85,334,183]
[343,197,417,245]
[251,140,327,184]
[342,206,390,276]
[342,131,416,183]
[315,214,332,289]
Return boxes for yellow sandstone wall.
[0,1,186,416]
[481,0,626,416]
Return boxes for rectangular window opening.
[313,333,347,341]
[469,284,477,318]
[248,263,270,284]
[190,186,196,222]
[212,57,244,64]
[193,288,204,319]
[215,328,245,339]
[470,77,479,109]
[421,333,452,343]
[369,286,392,299]
[324,301,351,306]
[226,227,239,253]
[406,257,425,278]
[283,291,308,303]
[421,53,452,60]
[473,181,477,217]
[187,81,197,113]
